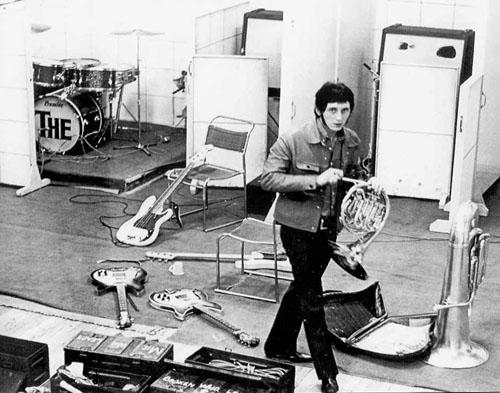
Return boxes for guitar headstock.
[118,312,132,329]
[190,144,213,165]
[235,330,260,347]
[145,251,175,261]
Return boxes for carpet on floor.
[1,177,500,392]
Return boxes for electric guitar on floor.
[146,251,292,272]
[145,250,272,262]
[149,288,260,347]
[91,266,147,329]
[116,145,213,247]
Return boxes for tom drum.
[32,57,66,87]
[60,58,101,86]
[77,63,137,90]
[35,92,103,155]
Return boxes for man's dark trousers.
[264,224,338,380]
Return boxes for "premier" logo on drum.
[35,110,72,140]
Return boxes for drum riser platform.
[38,122,186,193]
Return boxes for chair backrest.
[205,116,255,154]
[205,125,249,153]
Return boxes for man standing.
[261,82,382,393]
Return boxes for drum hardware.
[360,62,381,176]
[172,70,187,129]
[111,28,164,156]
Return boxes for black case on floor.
[184,347,294,393]
[0,334,49,390]
[51,330,173,393]
[323,281,436,360]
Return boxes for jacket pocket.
[295,161,321,174]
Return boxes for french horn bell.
[329,178,390,280]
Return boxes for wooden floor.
[0,295,437,392]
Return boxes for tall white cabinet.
[186,54,268,186]
[278,1,341,135]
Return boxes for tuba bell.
[328,178,390,280]
[424,201,490,368]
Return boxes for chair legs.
[214,221,291,303]
[167,173,247,232]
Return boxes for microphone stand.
[114,30,157,156]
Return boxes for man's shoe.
[265,351,312,363]
[321,378,339,393]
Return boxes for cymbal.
[111,29,164,36]
[31,23,51,33]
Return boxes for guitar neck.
[193,305,240,334]
[116,284,130,328]
[152,160,198,211]
[146,251,265,262]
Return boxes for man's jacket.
[261,120,362,233]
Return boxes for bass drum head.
[35,93,103,155]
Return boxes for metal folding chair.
[166,115,255,232]
[214,217,292,303]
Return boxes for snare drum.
[35,92,103,155]
[77,63,137,90]
[32,58,66,87]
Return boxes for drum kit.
[32,26,164,156]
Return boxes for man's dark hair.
[314,82,355,114]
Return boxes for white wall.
[0,1,36,186]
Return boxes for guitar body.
[149,288,260,347]
[116,196,174,247]
[91,266,147,293]
[149,288,222,321]
[91,266,147,329]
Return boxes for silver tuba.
[424,201,490,368]
[328,178,390,280]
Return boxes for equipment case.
[324,281,436,360]
[0,334,49,390]
[151,347,294,393]
[51,331,173,393]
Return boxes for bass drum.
[35,93,103,155]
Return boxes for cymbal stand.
[113,32,157,156]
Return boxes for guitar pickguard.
[149,288,222,321]
[148,288,260,347]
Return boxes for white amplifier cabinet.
[374,25,474,200]
[241,9,283,97]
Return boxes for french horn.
[329,178,390,280]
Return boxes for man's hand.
[367,176,384,194]
[316,168,344,187]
